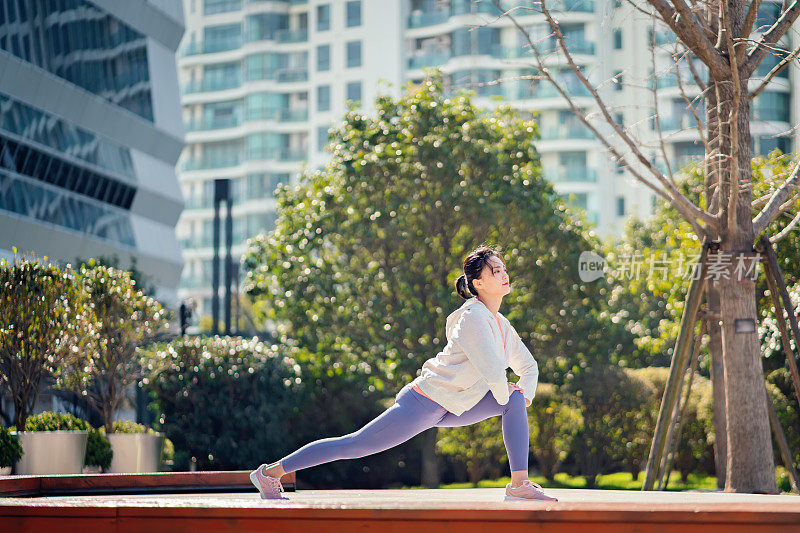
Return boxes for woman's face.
[473,255,511,298]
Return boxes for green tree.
[78,263,169,433]
[243,72,627,487]
[528,383,582,480]
[0,253,94,430]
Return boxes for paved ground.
[2,487,799,509]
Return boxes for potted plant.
[0,426,22,475]
[13,412,112,474]
[106,420,164,473]
[77,263,167,471]
[0,253,96,473]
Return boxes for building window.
[317,4,330,31]
[317,44,330,71]
[613,29,622,49]
[617,196,626,217]
[318,126,330,152]
[346,1,362,27]
[614,70,623,91]
[346,40,362,68]
[317,85,331,111]
[346,81,362,104]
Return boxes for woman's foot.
[249,464,287,500]
[504,480,558,502]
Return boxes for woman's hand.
[508,382,524,394]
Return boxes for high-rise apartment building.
[177,0,797,320]
[0,0,186,302]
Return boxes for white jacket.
[411,297,539,415]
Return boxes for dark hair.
[455,245,504,300]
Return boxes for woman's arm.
[451,309,510,405]
[508,327,539,407]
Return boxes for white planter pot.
[13,431,88,475]
[107,432,164,473]
[0,466,11,475]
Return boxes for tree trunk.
[420,427,440,488]
[715,65,777,493]
[705,79,727,490]
[707,284,727,488]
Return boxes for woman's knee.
[506,389,526,411]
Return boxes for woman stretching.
[250,245,558,502]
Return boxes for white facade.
[176,0,797,319]
[0,0,186,304]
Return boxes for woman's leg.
[275,387,445,474]
[435,390,529,480]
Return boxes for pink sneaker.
[504,480,558,502]
[249,464,287,500]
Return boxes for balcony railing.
[513,80,592,99]
[408,9,450,28]
[540,124,595,141]
[408,51,451,69]
[180,153,243,171]
[246,147,308,161]
[659,114,704,131]
[275,29,308,43]
[275,68,309,82]
[544,166,598,182]
[655,70,707,89]
[408,0,594,27]
[181,36,243,56]
[182,76,242,94]
[185,114,242,131]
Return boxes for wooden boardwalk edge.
[0,470,296,496]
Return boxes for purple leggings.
[279,383,529,474]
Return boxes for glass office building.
[0,0,186,302]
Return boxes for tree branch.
[651,18,677,184]
[749,45,800,101]
[721,0,742,234]
[685,49,709,92]
[647,0,730,79]
[673,48,710,149]
[740,0,763,63]
[770,208,800,243]
[742,0,800,76]
[753,160,800,234]
[494,0,716,236]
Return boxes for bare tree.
[486,0,800,493]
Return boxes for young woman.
[250,245,558,502]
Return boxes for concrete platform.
[2,474,799,532]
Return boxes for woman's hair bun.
[455,274,474,300]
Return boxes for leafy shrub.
[112,420,154,434]
[437,416,506,485]
[141,336,302,471]
[85,428,113,471]
[766,370,799,469]
[0,426,23,468]
[566,366,656,487]
[627,367,715,481]
[142,335,410,487]
[528,383,582,480]
[23,411,112,470]
[767,368,800,465]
